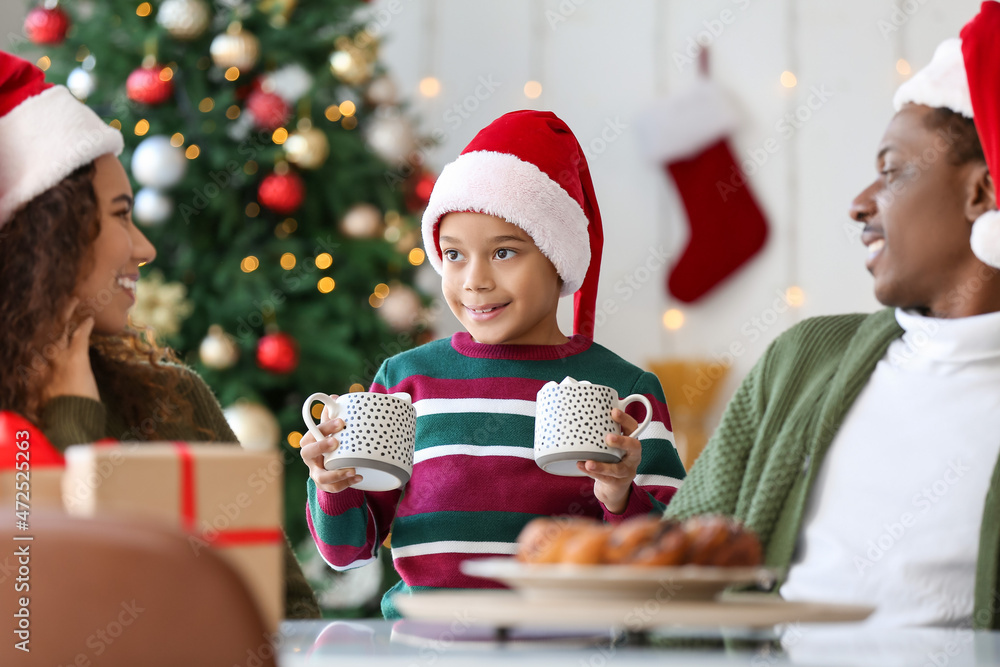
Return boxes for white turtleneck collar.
[891,308,1000,367]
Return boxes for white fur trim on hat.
[971,210,1000,269]
[0,85,124,226]
[421,150,590,296]
[893,38,974,118]
[634,77,740,163]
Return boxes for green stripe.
[416,413,535,449]
[636,438,686,479]
[391,510,541,547]
[382,580,437,619]
[307,478,370,549]
[388,339,646,387]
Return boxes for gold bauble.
[210,22,261,71]
[156,0,211,40]
[329,45,374,86]
[199,324,239,370]
[258,0,297,18]
[339,203,384,239]
[222,401,280,451]
[284,127,330,170]
[377,283,423,332]
[394,229,419,254]
[365,112,417,165]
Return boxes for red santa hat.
[421,110,604,338]
[892,2,1000,268]
[0,50,123,227]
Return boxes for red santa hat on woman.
[421,110,604,338]
[0,50,123,227]
[892,1,1000,268]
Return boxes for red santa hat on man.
[421,110,604,338]
[0,50,123,227]
[892,1,1000,268]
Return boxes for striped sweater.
[307,332,686,617]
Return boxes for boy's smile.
[438,211,568,346]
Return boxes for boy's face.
[438,212,565,345]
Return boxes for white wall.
[0,0,30,51]
[374,0,981,424]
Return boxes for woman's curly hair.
[0,161,197,437]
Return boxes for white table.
[277,619,1000,666]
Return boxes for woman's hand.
[41,297,99,403]
[577,408,642,514]
[299,401,364,493]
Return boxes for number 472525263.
[14,429,30,511]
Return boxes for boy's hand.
[577,408,642,514]
[299,401,364,493]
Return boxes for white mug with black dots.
[533,377,652,477]
[302,392,417,492]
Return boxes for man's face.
[850,104,982,315]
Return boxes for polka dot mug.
[302,391,417,492]
[534,377,652,477]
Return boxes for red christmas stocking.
[638,79,769,303]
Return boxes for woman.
[0,50,319,618]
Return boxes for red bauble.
[0,411,63,469]
[258,171,305,214]
[246,90,290,131]
[405,171,436,213]
[256,332,299,374]
[24,6,70,45]
[126,65,174,106]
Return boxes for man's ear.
[965,163,996,223]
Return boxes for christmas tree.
[19,0,433,589]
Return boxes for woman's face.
[74,153,156,334]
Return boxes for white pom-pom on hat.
[971,210,1000,269]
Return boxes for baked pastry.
[683,515,736,565]
[602,515,665,563]
[516,517,601,563]
[560,524,614,565]
[682,515,762,567]
[626,522,688,566]
[514,513,762,567]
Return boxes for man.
[666,2,1000,629]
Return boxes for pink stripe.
[394,551,511,589]
[376,375,550,402]
[396,456,607,519]
[306,503,375,568]
[624,394,672,433]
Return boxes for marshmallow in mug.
[302,391,416,492]
[534,376,652,477]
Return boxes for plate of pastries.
[462,514,777,601]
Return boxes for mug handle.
[302,392,342,443]
[617,394,653,439]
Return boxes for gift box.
[0,411,64,509]
[62,442,285,629]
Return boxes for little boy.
[300,110,686,617]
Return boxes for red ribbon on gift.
[172,441,283,547]
[0,411,64,470]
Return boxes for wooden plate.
[461,557,778,601]
[394,590,874,630]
